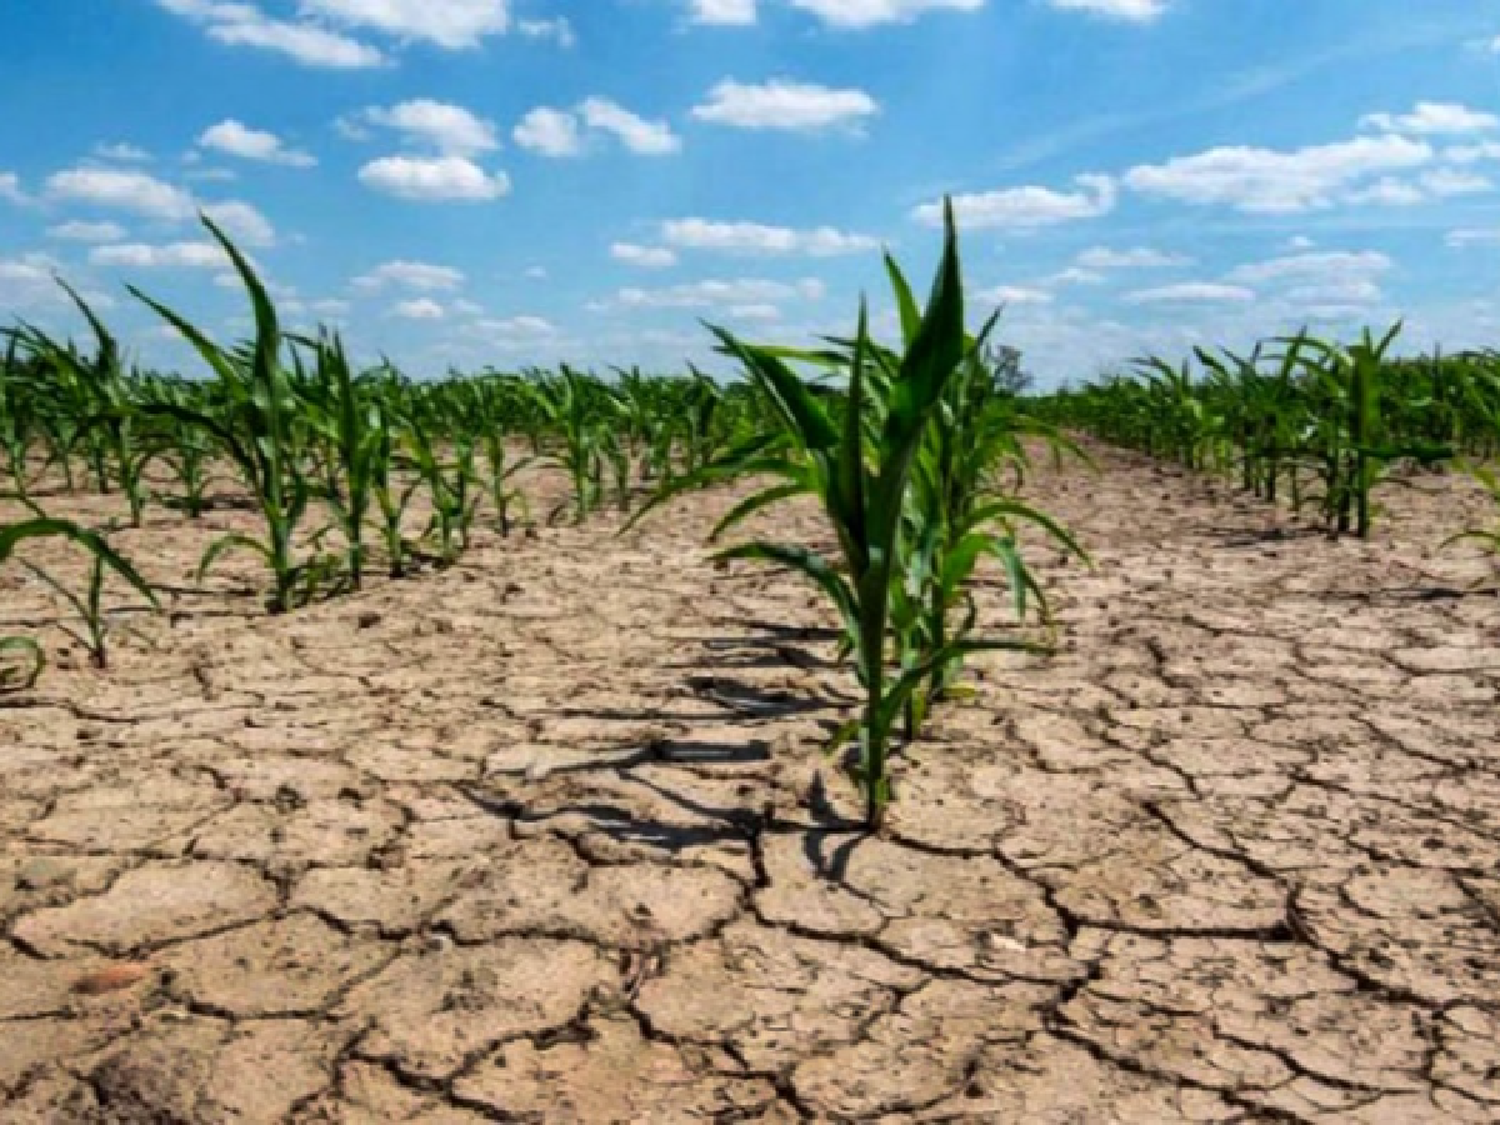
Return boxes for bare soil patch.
[2,447,1498,1122]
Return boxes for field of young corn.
[2,212,1498,1122]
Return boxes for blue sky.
[3,0,1500,385]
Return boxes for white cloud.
[46,167,197,219]
[94,143,153,163]
[90,241,231,269]
[786,0,984,27]
[0,253,59,287]
[354,260,466,290]
[1045,0,1169,21]
[1075,246,1189,270]
[1123,283,1257,305]
[516,98,679,157]
[201,200,277,246]
[517,16,574,46]
[1050,267,1106,286]
[199,120,316,166]
[976,284,1054,306]
[513,107,584,156]
[1441,141,1500,166]
[913,174,1116,228]
[1419,167,1492,197]
[1360,102,1500,137]
[578,98,680,155]
[358,155,510,201]
[689,0,757,24]
[301,0,509,48]
[726,303,781,320]
[1124,134,1433,213]
[1446,228,1500,248]
[613,277,826,309]
[48,220,129,243]
[1281,280,1383,307]
[154,0,387,68]
[365,100,499,156]
[661,217,878,257]
[392,297,447,319]
[312,298,352,316]
[0,173,29,206]
[472,314,556,334]
[0,253,117,312]
[691,80,878,132]
[611,243,679,268]
[1226,250,1393,286]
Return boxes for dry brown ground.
[2,445,1499,1124]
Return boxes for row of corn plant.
[1039,327,1500,540]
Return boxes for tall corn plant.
[636,203,1036,829]
[133,216,314,612]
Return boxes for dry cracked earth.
[2,445,1499,1123]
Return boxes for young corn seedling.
[300,332,384,589]
[1,513,158,683]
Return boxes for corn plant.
[636,203,1050,829]
[0,332,40,501]
[1291,326,1452,538]
[133,216,318,612]
[138,376,217,518]
[1,514,157,684]
[299,332,385,588]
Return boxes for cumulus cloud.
[512,107,583,156]
[364,100,499,156]
[975,284,1054,307]
[1226,250,1393,286]
[46,167,197,219]
[93,143,152,163]
[353,260,466,290]
[513,98,679,157]
[199,120,317,166]
[786,0,984,27]
[201,200,277,245]
[357,155,510,201]
[1123,135,1433,213]
[48,221,129,243]
[578,98,680,155]
[688,0,757,24]
[517,16,574,46]
[691,80,878,132]
[1075,246,1190,270]
[612,277,826,309]
[1360,102,1500,137]
[913,174,1116,229]
[1447,228,1500,248]
[153,0,387,68]
[661,218,878,256]
[301,0,510,49]
[0,173,29,206]
[611,243,679,268]
[90,241,232,269]
[1044,0,1169,21]
[392,297,447,319]
[1123,283,1257,305]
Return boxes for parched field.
[2,445,1499,1123]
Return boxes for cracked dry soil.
[2,444,1499,1124]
